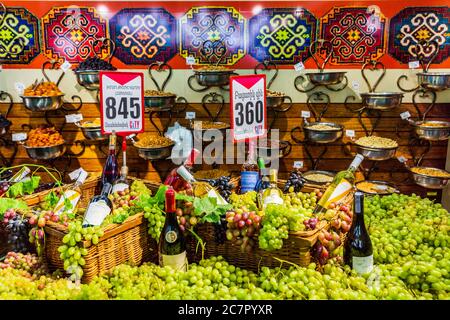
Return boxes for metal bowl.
[356,180,399,195]
[417,72,450,91]
[409,167,450,189]
[305,72,346,86]
[303,170,335,185]
[412,120,450,141]
[144,94,176,111]
[133,141,175,160]
[74,70,100,90]
[194,69,235,87]
[266,95,286,109]
[255,139,291,160]
[360,92,404,111]
[79,125,106,141]
[303,122,343,144]
[23,143,66,160]
[21,94,65,111]
[354,143,397,161]
[191,122,229,142]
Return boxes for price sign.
[14,82,25,94]
[293,161,304,169]
[400,111,411,120]
[230,74,267,142]
[294,62,305,72]
[408,61,420,69]
[185,112,196,120]
[68,168,87,181]
[345,130,355,138]
[186,56,195,66]
[65,113,83,123]
[60,60,72,73]
[12,132,27,141]
[99,72,144,135]
[397,156,407,163]
[301,110,311,118]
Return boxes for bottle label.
[352,255,374,275]
[83,201,111,226]
[54,190,81,216]
[112,182,129,193]
[240,171,259,192]
[324,179,353,207]
[160,251,187,272]
[263,193,283,208]
[165,231,178,243]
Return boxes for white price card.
[99,72,144,135]
[68,168,87,181]
[294,62,305,72]
[60,60,72,72]
[397,156,407,163]
[230,74,267,142]
[65,113,83,123]
[400,111,411,120]
[185,112,196,120]
[408,61,420,69]
[12,132,27,141]
[293,161,304,169]
[186,56,195,65]
[14,82,25,94]
[351,81,360,91]
[345,130,355,138]
[301,110,311,118]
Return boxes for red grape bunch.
[2,209,30,253]
[225,207,262,253]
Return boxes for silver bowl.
[74,70,100,90]
[255,139,291,160]
[194,69,235,87]
[417,72,450,91]
[266,95,286,109]
[144,94,176,111]
[412,120,450,141]
[21,94,65,111]
[303,170,335,185]
[23,143,66,160]
[191,122,229,142]
[305,72,346,86]
[360,92,404,111]
[354,144,397,161]
[410,167,450,189]
[356,180,399,195]
[303,122,343,144]
[133,142,174,160]
[78,125,106,141]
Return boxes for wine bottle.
[262,169,284,208]
[54,170,88,216]
[344,191,373,275]
[240,141,259,193]
[102,131,119,187]
[164,148,200,192]
[82,182,113,227]
[254,157,266,192]
[158,187,187,271]
[176,166,228,204]
[313,154,364,214]
[112,165,129,193]
[9,166,31,183]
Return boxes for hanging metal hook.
[412,89,437,121]
[201,92,225,122]
[41,60,65,87]
[93,37,116,63]
[148,61,173,92]
[361,60,386,92]
[254,58,279,89]
[306,91,330,122]
[308,39,333,72]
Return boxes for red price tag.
[99,72,144,136]
[230,74,267,142]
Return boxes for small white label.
[12,132,27,141]
[186,56,195,65]
[397,156,407,163]
[400,111,411,120]
[345,130,355,138]
[60,60,72,72]
[352,255,374,275]
[185,112,196,120]
[65,113,83,123]
[83,200,111,226]
[293,161,303,169]
[408,61,420,69]
[68,168,87,181]
[14,82,25,94]
[351,81,360,91]
[301,110,311,118]
[294,62,305,71]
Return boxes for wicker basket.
[40,175,161,283]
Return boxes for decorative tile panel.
[41,7,109,64]
[320,7,387,65]
[0,7,40,64]
[179,6,246,65]
[388,7,449,64]
[249,8,317,64]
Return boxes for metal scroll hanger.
[397,40,440,92]
[92,37,116,63]
[148,61,173,92]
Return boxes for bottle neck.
[352,192,365,228]
[101,183,112,196]
[108,133,117,153]
[347,154,364,173]
[177,165,196,184]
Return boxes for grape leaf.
[0,198,28,218]
[175,193,194,203]
[6,182,24,198]
[45,191,59,208]
[194,197,232,224]
[22,176,41,194]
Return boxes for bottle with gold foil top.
[313,154,364,215]
[262,169,284,208]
